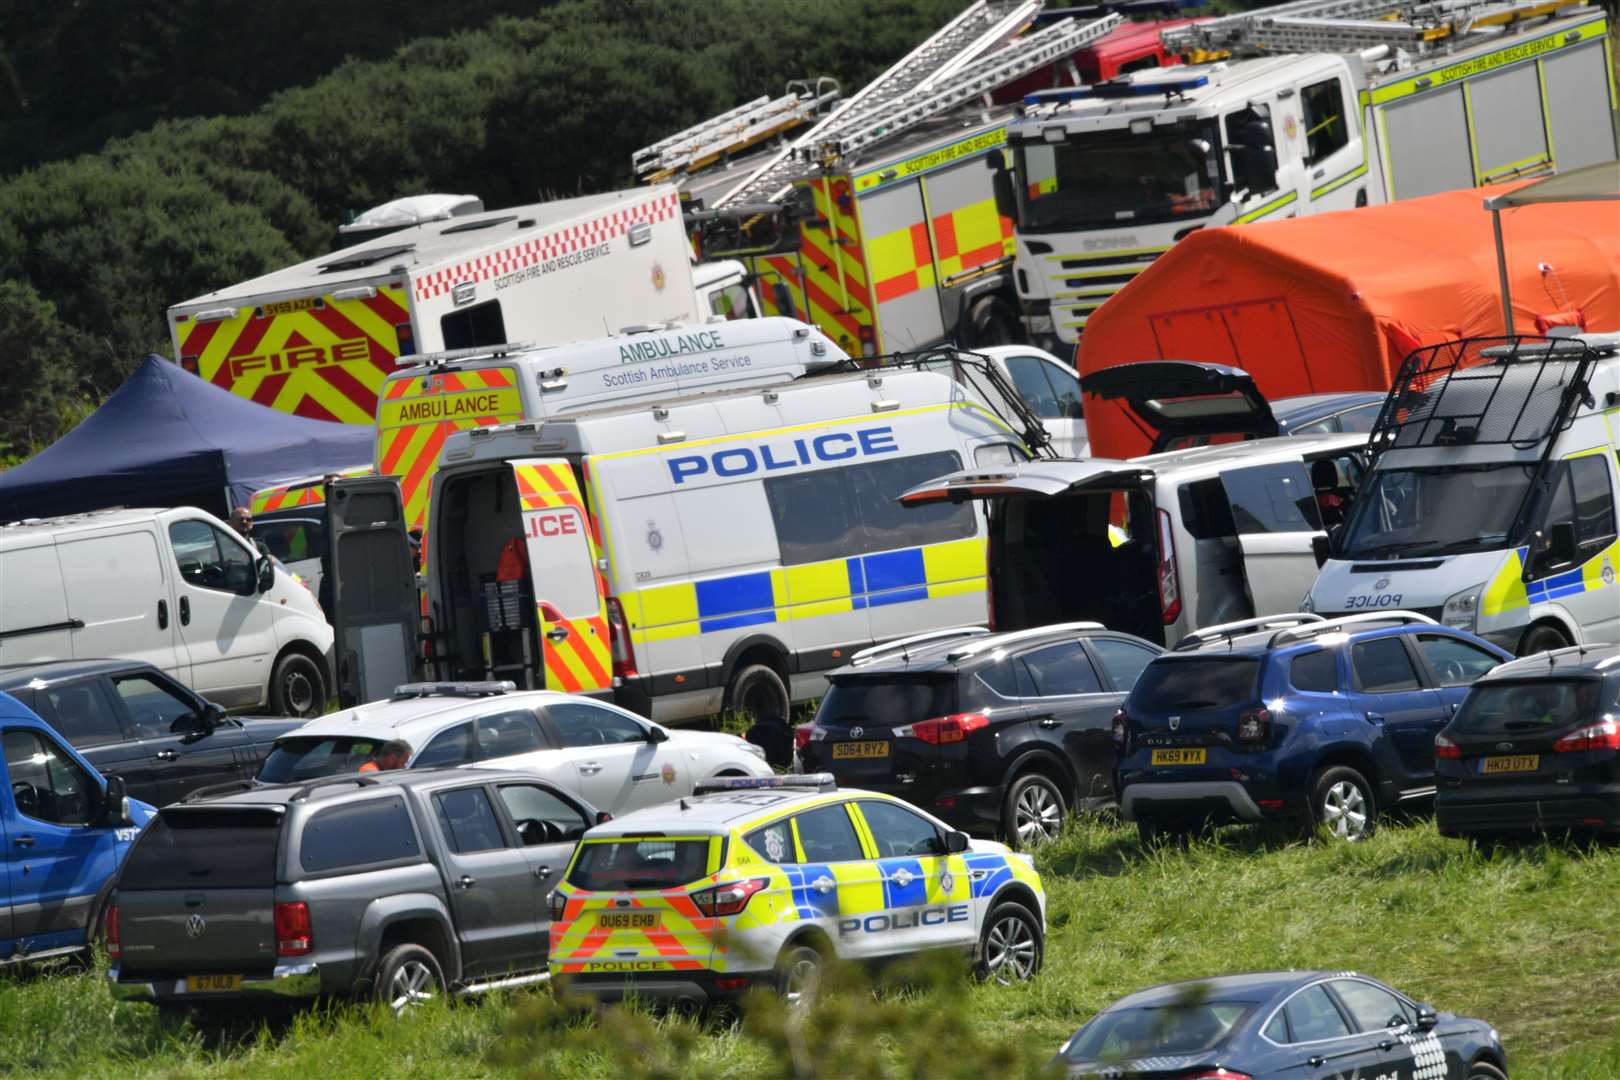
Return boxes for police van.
[412,354,1040,724]
[1307,334,1620,655]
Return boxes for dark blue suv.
[1114,613,1512,842]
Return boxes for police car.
[547,775,1046,1005]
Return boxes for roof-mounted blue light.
[1024,73,1209,106]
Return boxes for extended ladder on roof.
[632,79,841,183]
[1163,0,1582,59]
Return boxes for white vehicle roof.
[441,367,996,463]
[175,187,673,305]
[0,507,197,550]
[338,193,483,235]
[284,688,574,745]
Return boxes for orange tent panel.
[1074,181,1620,459]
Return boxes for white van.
[415,358,1037,724]
[1307,334,1620,655]
[0,508,334,716]
[901,395,1369,648]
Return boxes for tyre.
[977,901,1042,985]
[375,943,445,1017]
[269,651,327,718]
[727,662,789,725]
[775,942,824,1011]
[1308,765,1376,841]
[1518,622,1570,658]
[1002,772,1067,848]
[1467,1061,1507,1080]
[963,294,1022,348]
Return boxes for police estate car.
[547,775,1046,1005]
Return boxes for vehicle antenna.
[679,798,690,811]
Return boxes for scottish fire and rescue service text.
[494,241,612,291]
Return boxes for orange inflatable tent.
[1075,180,1620,459]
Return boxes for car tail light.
[105,904,121,961]
[549,891,568,921]
[1156,509,1181,625]
[1553,718,1620,753]
[894,712,989,745]
[605,596,638,679]
[1434,732,1462,759]
[713,976,752,991]
[795,723,815,751]
[1111,709,1129,749]
[1184,1071,1253,1080]
[691,878,769,917]
[1236,707,1270,744]
[274,901,313,957]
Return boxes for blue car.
[2,691,156,962]
[1054,970,1507,1079]
[1115,612,1512,841]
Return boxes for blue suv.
[1114,613,1512,842]
[2,691,155,962]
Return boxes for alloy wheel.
[1321,780,1370,840]
[984,914,1038,984]
[782,951,821,1010]
[1015,783,1063,845]
[388,959,438,1016]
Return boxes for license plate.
[1151,748,1206,766]
[832,740,889,760]
[185,974,242,993]
[596,911,660,930]
[1480,754,1539,774]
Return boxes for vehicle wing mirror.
[203,700,228,725]
[989,159,1016,221]
[943,829,971,854]
[103,774,133,827]
[1312,533,1332,568]
[1414,1004,1439,1032]
[644,725,670,744]
[1546,521,1578,565]
[256,554,275,593]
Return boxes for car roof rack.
[392,680,515,699]
[849,627,989,666]
[1174,614,1323,652]
[946,621,1107,661]
[288,774,381,802]
[1268,611,1437,647]
[181,778,260,804]
[692,773,837,796]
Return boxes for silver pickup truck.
[108,768,601,1015]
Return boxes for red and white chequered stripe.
[413,191,680,302]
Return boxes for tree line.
[0,0,961,460]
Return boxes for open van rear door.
[1217,460,1326,617]
[508,460,612,696]
[1082,361,1279,453]
[327,475,421,707]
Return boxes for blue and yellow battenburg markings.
[1482,539,1619,617]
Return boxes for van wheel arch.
[720,637,792,723]
[268,641,329,717]
[1517,618,1573,657]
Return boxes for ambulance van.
[1307,334,1620,656]
[419,357,1039,724]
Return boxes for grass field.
[4,818,1618,1078]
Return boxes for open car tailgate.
[898,459,1152,505]
[1082,361,1279,451]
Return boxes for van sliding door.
[1218,462,1326,617]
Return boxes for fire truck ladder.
[1163,0,1585,59]
[632,79,841,183]
[817,11,1123,160]
[713,0,1045,206]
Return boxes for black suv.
[1436,643,1620,838]
[797,624,1163,844]
[109,767,600,1015]
[0,660,301,806]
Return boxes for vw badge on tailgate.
[186,914,207,939]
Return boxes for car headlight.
[1442,583,1483,632]
[741,742,768,761]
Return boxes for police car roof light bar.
[1267,611,1437,647]
[850,627,990,665]
[392,680,516,699]
[692,773,839,796]
[1173,613,1324,652]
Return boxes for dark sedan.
[0,660,302,806]
[1054,971,1506,1079]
